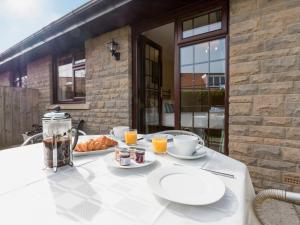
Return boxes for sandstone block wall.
[27,55,53,119]
[229,0,300,192]
[79,26,132,133]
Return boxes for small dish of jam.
[119,149,131,166]
[135,148,145,163]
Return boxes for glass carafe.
[42,106,74,172]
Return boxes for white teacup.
[110,126,129,139]
[173,135,204,156]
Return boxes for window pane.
[57,57,73,101]
[214,76,220,86]
[150,46,155,61]
[154,49,159,63]
[210,60,225,73]
[13,66,27,88]
[74,69,86,97]
[221,76,225,85]
[209,76,214,86]
[182,9,222,39]
[195,42,209,63]
[194,63,209,74]
[145,59,150,75]
[209,10,222,31]
[14,77,21,87]
[21,76,28,88]
[194,14,209,35]
[180,45,193,66]
[145,45,150,59]
[182,19,193,38]
[210,39,225,61]
[181,65,193,73]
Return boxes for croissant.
[74,136,118,152]
[86,140,94,151]
[93,141,102,150]
[74,143,83,152]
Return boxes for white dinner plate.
[105,151,156,169]
[73,147,115,157]
[147,166,225,205]
[144,134,174,142]
[167,144,206,160]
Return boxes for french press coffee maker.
[42,106,79,172]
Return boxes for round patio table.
[0,135,259,225]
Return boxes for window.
[182,9,222,39]
[178,4,227,153]
[12,66,27,88]
[180,38,226,152]
[54,50,86,103]
[208,74,225,88]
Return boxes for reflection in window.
[56,50,86,102]
[144,43,160,132]
[13,66,27,88]
[180,38,226,152]
[182,10,222,38]
[74,69,86,97]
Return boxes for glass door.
[139,36,163,134]
[180,38,226,152]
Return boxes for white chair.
[254,189,300,225]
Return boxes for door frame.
[131,0,229,154]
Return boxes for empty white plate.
[167,145,206,160]
[105,151,156,169]
[147,166,225,205]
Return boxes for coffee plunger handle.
[72,128,79,150]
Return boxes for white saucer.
[167,145,206,160]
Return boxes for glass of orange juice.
[152,135,168,154]
[125,129,137,145]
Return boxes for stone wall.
[77,26,132,133]
[27,55,53,119]
[229,0,300,192]
[25,26,132,134]
[0,71,11,86]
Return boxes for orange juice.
[152,136,167,154]
[125,130,137,145]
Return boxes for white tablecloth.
[0,135,259,225]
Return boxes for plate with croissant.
[73,136,119,156]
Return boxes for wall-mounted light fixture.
[107,40,120,60]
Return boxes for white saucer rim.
[167,145,206,159]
